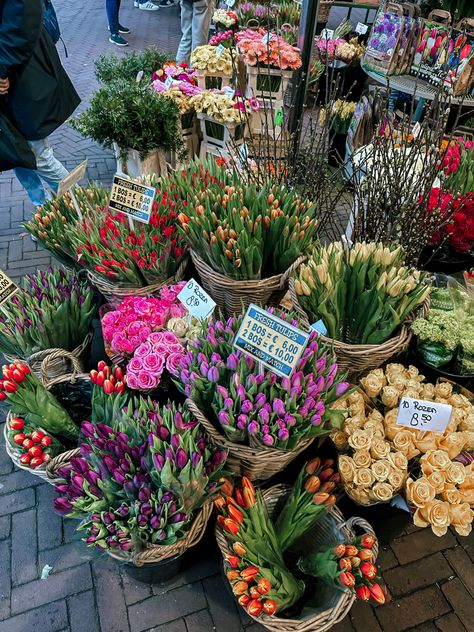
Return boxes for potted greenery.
[94,47,170,84]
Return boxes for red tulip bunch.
[216,477,305,619]
[90,361,129,425]
[298,533,385,604]
[8,416,63,468]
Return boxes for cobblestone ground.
[0,2,473,631]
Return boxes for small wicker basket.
[46,446,212,566]
[216,484,378,632]
[87,257,188,303]
[5,330,93,383]
[190,251,305,317]
[186,399,313,481]
[288,277,429,375]
[4,410,51,482]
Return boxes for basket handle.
[344,516,377,537]
[41,350,83,387]
[280,254,307,289]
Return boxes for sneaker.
[134,0,139,5]
[108,25,131,34]
[159,0,174,7]
[109,33,129,46]
[139,1,160,9]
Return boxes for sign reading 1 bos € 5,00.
[109,175,155,224]
[234,304,310,378]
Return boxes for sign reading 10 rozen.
[234,304,310,377]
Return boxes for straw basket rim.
[186,399,313,481]
[87,256,188,302]
[4,410,51,481]
[215,484,378,632]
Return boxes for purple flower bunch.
[126,331,185,391]
[176,310,349,449]
[54,400,227,553]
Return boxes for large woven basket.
[186,399,313,481]
[46,446,212,566]
[288,277,429,375]
[87,257,188,303]
[5,330,93,383]
[216,484,378,632]
[190,251,305,317]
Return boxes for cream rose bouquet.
[190,45,234,75]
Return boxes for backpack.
[43,0,61,44]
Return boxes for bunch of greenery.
[94,47,170,84]
[71,80,183,160]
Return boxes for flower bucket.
[216,484,379,632]
[186,400,313,481]
[122,552,188,583]
[195,70,232,91]
[197,113,246,151]
[112,143,170,179]
[190,250,303,318]
[249,98,285,136]
[245,66,294,100]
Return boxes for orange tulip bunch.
[216,477,305,619]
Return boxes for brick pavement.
[0,2,473,631]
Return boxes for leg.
[13,168,47,207]
[176,0,193,65]
[191,0,214,51]
[29,138,68,193]
[106,0,120,34]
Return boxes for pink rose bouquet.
[235,28,302,70]
[126,330,186,391]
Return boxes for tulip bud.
[360,534,376,549]
[333,543,346,558]
[263,599,278,615]
[312,492,330,505]
[233,542,246,557]
[306,457,321,475]
[227,504,244,524]
[304,475,321,494]
[339,571,355,588]
[247,599,263,617]
[96,372,105,387]
[232,580,249,596]
[90,370,98,384]
[227,570,240,582]
[225,554,240,568]
[103,379,114,394]
[240,566,258,582]
[339,557,352,571]
[355,585,371,602]
[369,583,386,604]
[319,468,334,482]
[358,548,373,561]
[350,556,361,569]
[238,594,251,607]
[360,562,378,580]
[12,369,25,383]
[257,578,271,595]
[3,380,17,393]
[345,545,358,557]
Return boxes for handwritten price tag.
[216,44,225,58]
[164,75,174,89]
[396,397,452,434]
[320,28,334,40]
[177,279,216,321]
[226,0,235,5]
[262,33,274,44]
[0,269,18,306]
[234,304,309,378]
[225,86,235,99]
[109,175,155,225]
[355,22,368,35]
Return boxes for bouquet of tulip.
[0,360,79,441]
[189,90,257,125]
[319,100,357,135]
[279,2,301,28]
[176,309,349,449]
[101,283,188,357]
[190,45,234,75]
[54,400,227,552]
[444,139,474,196]
[7,416,64,469]
[216,477,305,618]
[298,534,385,604]
[235,3,276,28]
[294,241,431,345]
[235,29,302,70]
[90,361,128,425]
[126,331,185,391]
[0,267,95,358]
[213,9,238,29]
[177,179,318,280]
[426,188,474,254]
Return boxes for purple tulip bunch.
[176,309,349,449]
[54,399,227,553]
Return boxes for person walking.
[0,0,80,207]
[176,0,214,65]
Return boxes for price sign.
[164,75,174,89]
[234,304,310,378]
[226,0,235,6]
[310,320,327,336]
[320,28,334,40]
[262,32,274,44]
[225,86,235,99]
[57,160,88,199]
[216,44,225,57]
[0,269,18,306]
[355,22,368,35]
[396,397,452,434]
[109,175,155,224]
[177,279,216,320]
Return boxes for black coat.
[0,0,80,140]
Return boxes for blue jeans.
[106,0,122,35]
[14,138,69,207]
[176,0,214,65]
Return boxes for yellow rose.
[426,470,446,493]
[370,439,391,460]
[350,486,372,505]
[445,462,466,485]
[434,381,453,399]
[371,459,391,482]
[353,450,372,469]
[406,476,436,508]
[367,409,384,424]
[386,363,405,381]
[381,386,400,408]
[384,409,400,441]
[364,421,385,439]
[391,376,408,393]
[407,365,422,380]
[441,486,462,504]
[459,489,474,505]
[449,394,472,411]
[344,419,364,436]
[339,455,356,483]
[420,450,451,475]
[388,451,408,472]
[353,467,375,487]
[348,429,372,452]
[436,433,466,460]
[458,414,474,432]
[414,432,439,454]
[449,502,473,537]
[388,468,406,490]
[413,505,430,528]
[330,430,349,450]
[347,392,365,406]
[393,430,419,459]
[421,383,435,400]
[360,374,384,398]
[348,414,366,428]
[426,500,451,537]
[370,482,394,502]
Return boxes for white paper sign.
[225,86,235,99]
[355,22,368,35]
[396,397,452,434]
[165,75,174,89]
[177,279,216,320]
[262,33,274,44]
[216,44,225,58]
[57,160,88,199]
[226,0,235,6]
[320,29,334,40]
[0,269,18,306]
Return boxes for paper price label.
[262,33,274,44]
[109,175,155,224]
[355,22,368,35]
[320,29,334,40]
[136,70,144,83]
[310,320,327,336]
[274,108,284,127]
[226,0,235,6]
[216,44,225,58]
[0,269,18,306]
[57,160,88,199]
[396,397,452,434]
[164,75,174,89]
[225,86,235,99]
[234,304,310,378]
[177,279,216,321]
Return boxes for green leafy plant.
[94,47,170,84]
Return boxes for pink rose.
[130,335,142,348]
[169,304,186,318]
[127,321,143,336]
[138,326,152,340]
[135,342,153,357]
[166,352,185,377]
[137,370,159,390]
[162,332,180,346]
[127,356,144,373]
[149,332,165,344]
[168,343,185,353]
[101,311,117,327]
[103,326,115,344]
[126,372,139,390]
[152,343,168,355]
[143,353,166,372]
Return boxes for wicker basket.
[191,251,305,317]
[216,484,378,632]
[186,399,313,481]
[288,277,429,375]
[46,446,212,566]
[5,330,93,382]
[3,410,51,482]
[87,257,188,303]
